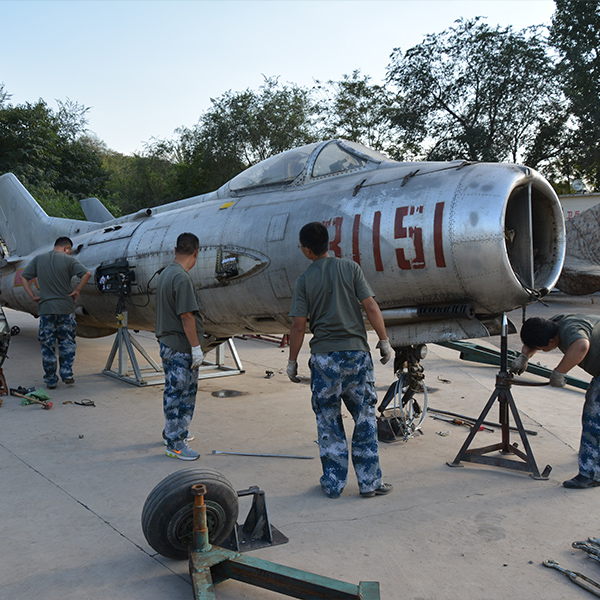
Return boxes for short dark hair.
[520,317,559,349]
[176,232,199,255]
[54,236,73,248]
[299,222,329,256]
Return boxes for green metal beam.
[438,340,588,391]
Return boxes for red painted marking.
[373,211,384,272]
[434,202,446,268]
[352,214,361,265]
[394,207,411,270]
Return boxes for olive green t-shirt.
[289,257,374,354]
[155,262,204,354]
[553,313,600,377]
[21,250,89,315]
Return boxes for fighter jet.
[0,139,565,352]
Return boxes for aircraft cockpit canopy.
[228,140,391,192]
[311,140,388,178]
[229,143,320,192]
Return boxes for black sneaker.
[63,378,75,385]
[47,383,57,390]
[563,474,600,489]
[360,483,393,497]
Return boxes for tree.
[162,77,318,196]
[386,18,565,167]
[550,0,600,190]
[101,149,176,214]
[0,93,109,204]
[314,70,395,154]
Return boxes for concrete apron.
[0,294,598,600]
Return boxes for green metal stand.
[188,484,381,600]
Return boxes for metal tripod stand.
[447,315,552,480]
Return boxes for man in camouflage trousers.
[155,232,205,461]
[288,222,394,498]
[22,237,91,389]
[512,314,600,489]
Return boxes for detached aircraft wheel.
[141,468,239,560]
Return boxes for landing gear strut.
[377,345,428,443]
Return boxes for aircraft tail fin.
[0,173,99,257]
[79,197,115,222]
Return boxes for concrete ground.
[1,293,600,599]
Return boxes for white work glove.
[191,345,204,370]
[376,339,393,365]
[549,369,566,388]
[510,353,529,375]
[287,359,301,383]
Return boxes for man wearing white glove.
[509,352,529,375]
[288,222,393,499]
[155,233,205,461]
[518,314,600,488]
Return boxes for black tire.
[141,468,239,560]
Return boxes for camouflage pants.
[309,351,382,497]
[160,343,198,451]
[579,377,600,480]
[38,314,77,386]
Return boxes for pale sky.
[1,0,557,155]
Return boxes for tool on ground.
[12,390,53,410]
[573,538,600,563]
[9,386,35,396]
[212,450,314,459]
[431,414,493,432]
[74,399,95,407]
[447,315,551,480]
[429,407,538,436]
[543,560,600,597]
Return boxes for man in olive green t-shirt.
[21,237,91,389]
[288,221,393,499]
[155,232,205,461]
[513,314,600,489]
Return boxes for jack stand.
[447,315,552,480]
[188,484,380,600]
[197,338,244,380]
[222,486,288,552]
[103,311,164,386]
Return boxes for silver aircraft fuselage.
[0,140,565,347]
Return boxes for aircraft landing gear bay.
[142,468,381,599]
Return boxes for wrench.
[573,538,600,563]
[543,559,600,597]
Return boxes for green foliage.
[29,183,86,220]
[170,77,319,196]
[101,149,177,214]
[314,70,397,156]
[0,96,109,202]
[386,18,565,169]
[550,0,600,189]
